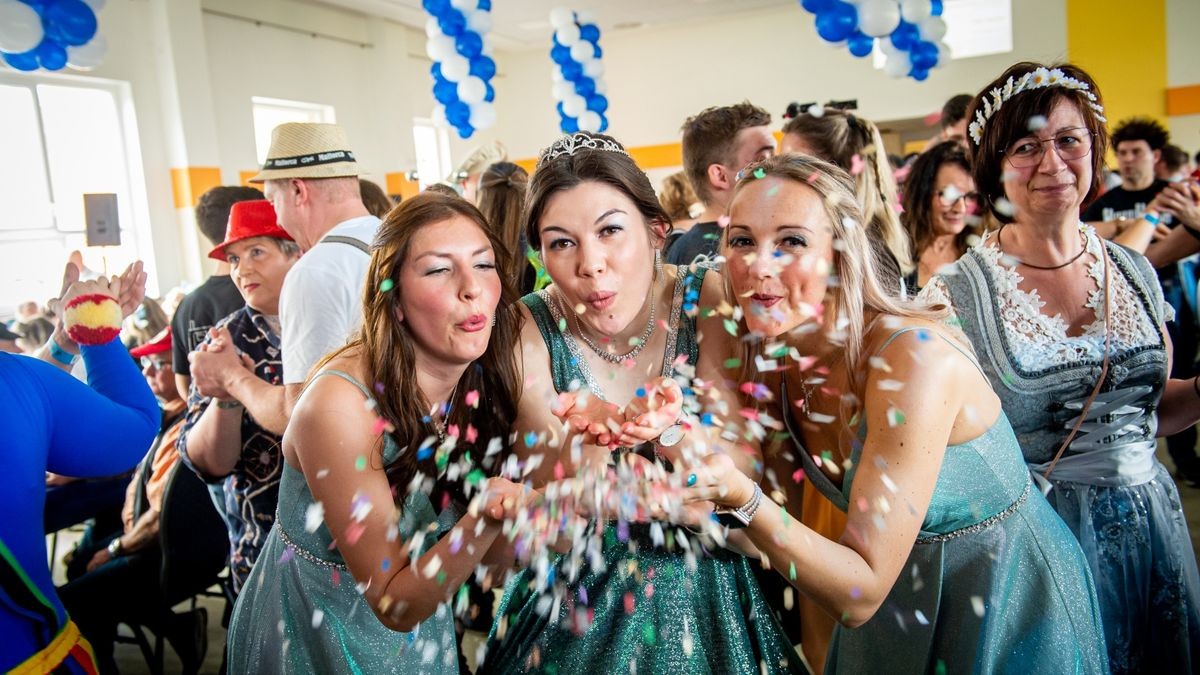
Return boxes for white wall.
[487,0,1069,161]
[1166,0,1200,153]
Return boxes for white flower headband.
[968,67,1107,146]
[537,132,631,169]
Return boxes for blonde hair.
[724,155,941,377]
[658,171,699,221]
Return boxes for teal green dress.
[791,328,1109,674]
[227,370,461,674]
[481,268,805,674]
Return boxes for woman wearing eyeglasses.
[900,141,979,293]
[920,61,1200,673]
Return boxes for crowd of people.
[3,56,1200,675]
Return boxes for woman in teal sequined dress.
[479,133,804,674]
[683,155,1109,673]
[228,194,527,673]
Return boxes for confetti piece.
[868,356,892,372]
[792,468,805,483]
[971,596,985,617]
[465,390,480,408]
[465,424,478,443]
[717,215,731,228]
[354,456,367,471]
[995,197,1016,217]
[378,278,394,293]
[1027,114,1048,131]
[723,319,739,336]
[752,167,766,179]
[788,561,796,581]
[574,303,586,314]
[305,502,324,533]
[344,521,365,545]
[423,554,443,579]
[877,379,904,391]
[850,154,865,176]
[623,592,635,614]
[886,406,906,427]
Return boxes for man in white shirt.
[250,122,379,419]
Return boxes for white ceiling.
[312,0,796,50]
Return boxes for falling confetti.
[886,406,906,427]
[305,502,325,533]
[752,167,766,179]
[379,278,394,293]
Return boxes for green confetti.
[724,357,743,369]
[886,406,906,427]
[557,317,567,333]
[723,319,739,336]
[354,456,367,471]
[378,278,394,293]
[466,469,486,486]
[642,621,656,645]
[935,661,947,675]
[753,167,766,179]
[789,561,797,581]
[436,571,447,586]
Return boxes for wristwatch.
[107,537,124,557]
[657,423,685,448]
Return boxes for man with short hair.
[171,186,263,400]
[1157,143,1192,183]
[254,122,377,419]
[935,93,972,149]
[666,102,774,266]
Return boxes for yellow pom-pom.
[64,294,122,345]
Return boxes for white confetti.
[311,609,324,628]
[304,502,324,533]
[422,554,443,579]
[877,379,904,391]
[971,595,986,617]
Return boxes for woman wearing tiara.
[479,132,804,674]
[920,62,1200,672]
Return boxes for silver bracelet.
[714,483,764,528]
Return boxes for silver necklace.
[564,286,657,364]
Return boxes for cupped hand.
[618,377,683,446]
[677,452,755,510]
[552,390,626,448]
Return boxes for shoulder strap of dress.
[321,235,370,254]
[521,290,563,353]
[871,326,989,381]
[308,369,375,400]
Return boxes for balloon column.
[799,0,948,82]
[0,0,107,72]
[424,0,497,140]
[548,7,608,134]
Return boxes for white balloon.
[449,0,473,10]
[562,94,586,118]
[583,59,605,79]
[878,37,902,57]
[843,0,866,4]
[482,40,493,56]
[67,33,107,71]
[555,23,580,47]
[549,7,576,30]
[575,9,597,25]
[457,75,487,104]
[0,0,43,54]
[919,16,947,42]
[433,104,450,129]
[569,40,594,62]
[469,103,496,130]
[441,54,470,82]
[883,52,911,78]
[425,17,441,39]
[900,0,932,24]
[426,34,455,62]
[82,0,106,10]
[551,68,564,83]
[858,0,901,38]
[593,80,607,95]
[578,110,602,133]
[552,79,574,100]
[934,40,951,67]
[466,9,492,34]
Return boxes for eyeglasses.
[140,355,167,370]
[1002,128,1093,168]
[936,187,980,210]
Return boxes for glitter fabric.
[934,240,1200,673]
[227,370,459,674]
[480,267,805,674]
[784,328,1110,674]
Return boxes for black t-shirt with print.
[170,275,244,377]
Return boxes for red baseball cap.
[130,327,172,358]
[208,200,293,261]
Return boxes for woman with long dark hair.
[901,141,979,292]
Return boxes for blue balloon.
[586,94,608,114]
[42,0,97,47]
[815,2,857,43]
[35,39,68,71]
[446,101,471,127]
[561,117,579,134]
[801,0,834,13]
[573,77,596,98]
[890,20,919,51]
[477,0,491,9]
[909,67,930,81]
[910,40,939,70]
[598,116,609,133]
[455,32,483,58]
[561,60,583,82]
[550,44,571,65]
[433,78,458,105]
[847,30,874,57]
[579,24,600,43]
[483,82,495,102]
[422,0,449,15]
[430,62,443,79]
[438,11,466,37]
[469,55,496,80]
[456,123,474,140]
[556,101,566,118]
[930,0,943,16]
[592,45,603,59]
[2,50,38,72]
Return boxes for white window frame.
[251,96,336,166]
[412,118,452,189]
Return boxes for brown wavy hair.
[321,192,522,504]
[901,140,975,262]
[477,161,529,287]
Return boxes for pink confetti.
[717,215,731,228]
[448,424,460,438]
[554,461,565,481]
[792,468,805,483]
[371,417,390,435]
[623,592,635,614]
[465,424,478,443]
[465,390,480,408]
[644,583,655,599]
[850,154,865,176]
[344,521,366,546]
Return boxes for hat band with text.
[261,150,357,170]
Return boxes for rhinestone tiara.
[536,132,631,169]
[968,67,1107,147]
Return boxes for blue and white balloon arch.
[0,0,107,72]
[800,0,948,82]
[424,0,498,139]
[548,7,608,134]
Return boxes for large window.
[0,73,148,318]
[412,118,452,189]
[251,96,336,166]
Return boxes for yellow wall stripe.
[170,167,223,209]
[1066,0,1166,128]
[385,172,422,200]
[1167,84,1200,116]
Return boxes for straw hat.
[208,200,293,261]
[250,122,363,183]
[446,140,507,182]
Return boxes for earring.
[654,249,663,279]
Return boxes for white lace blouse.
[918,225,1169,372]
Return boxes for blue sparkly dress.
[480,267,805,675]
[227,370,461,674]
[790,328,1109,674]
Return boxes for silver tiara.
[969,67,1107,146]
[536,132,631,169]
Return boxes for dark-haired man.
[935,93,972,150]
[1157,144,1192,183]
[666,102,774,266]
[171,185,264,399]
